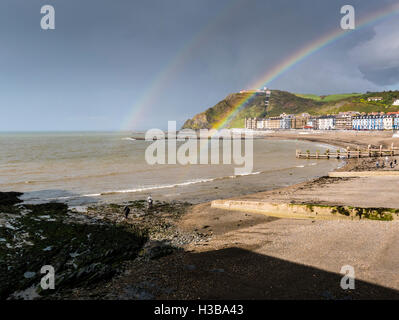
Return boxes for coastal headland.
[2,130,399,299]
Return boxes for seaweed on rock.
[0,193,148,299]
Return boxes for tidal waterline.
[0,132,341,205]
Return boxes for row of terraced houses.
[245,111,399,131]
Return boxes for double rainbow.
[120,0,244,131]
[212,2,399,130]
[122,2,399,131]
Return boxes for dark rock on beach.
[0,192,148,300]
[139,240,175,260]
[0,192,197,300]
[0,192,23,206]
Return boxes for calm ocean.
[0,132,341,206]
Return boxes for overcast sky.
[1,0,399,131]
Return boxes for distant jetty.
[296,144,399,159]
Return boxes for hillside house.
[367,97,383,102]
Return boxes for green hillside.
[295,93,362,102]
[315,91,399,115]
[182,90,399,129]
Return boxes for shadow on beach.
[113,246,399,300]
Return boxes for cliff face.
[181,113,209,130]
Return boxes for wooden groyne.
[296,143,399,159]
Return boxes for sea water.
[0,132,341,205]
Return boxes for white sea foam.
[121,137,136,141]
[229,171,261,178]
[45,172,264,201]
[98,178,218,196]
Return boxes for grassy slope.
[315,91,399,115]
[182,90,399,129]
[295,93,362,102]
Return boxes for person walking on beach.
[147,195,153,210]
[123,206,130,219]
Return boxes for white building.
[245,117,257,129]
[383,115,393,130]
[392,99,399,106]
[306,118,318,129]
[256,118,269,129]
[368,97,383,102]
[317,116,335,130]
[352,114,384,130]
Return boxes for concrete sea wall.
[211,200,398,221]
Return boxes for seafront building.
[351,114,398,130]
[291,114,309,129]
[335,112,357,130]
[269,117,282,129]
[245,117,258,130]
[245,111,399,131]
[317,115,335,130]
[278,113,293,129]
[306,117,318,130]
[256,118,269,129]
[383,115,393,130]
[352,115,384,130]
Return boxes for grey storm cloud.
[358,65,399,86]
[0,0,398,131]
[350,18,399,86]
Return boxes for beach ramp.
[211,200,398,221]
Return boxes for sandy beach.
[53,130,399,300]
[176,131,399,298]
[2,130,399,299]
